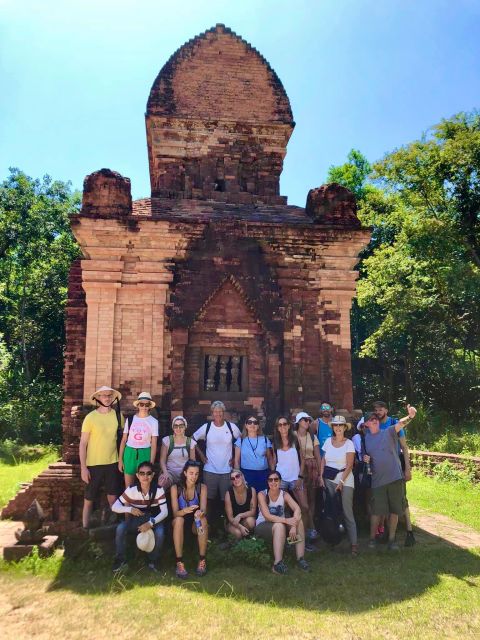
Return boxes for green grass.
[1,543,479,639]
[408,472,480,532]
[0,450,59,509]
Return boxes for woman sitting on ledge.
[255,470,309,575]
[224,469,257,540]
[170,460,208,579]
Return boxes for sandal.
[272,560,288,575]
[195,558,207,577]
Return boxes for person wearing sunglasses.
[118,392,158,489]
[272,416,310,540]
[294,411,322,543]
[233,415,274,492]
[224,470,257,540]
[170,460,208,578]
[255,470,309,574]
[312,402,334,455]
[111,461,167,573]
[159,416,196,488]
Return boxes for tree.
[0,169,81,441]
[328,112,480,419]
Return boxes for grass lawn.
[1,457,480,639]
[1,542,479,639]
[0,450,59,509]
[408,472,480,532]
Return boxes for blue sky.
[1,0,479,206]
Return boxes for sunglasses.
[268,477,280,483]
[137,402,151,407]
[301,418,312,423]
[278,421,289,426]
[230,473,242,481]
[246,419,258,425]
[173,423,186,428]
[137,471,153,476]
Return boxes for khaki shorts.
[371,479,406,516]
[203,470,231,501]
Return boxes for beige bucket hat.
[133,392,156,409]
[90,386,122,403]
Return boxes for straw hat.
[90,386,122,403]
[133,392,156,409]
[136,528,155,553]
[331,415,351,428]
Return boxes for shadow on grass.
[45,527,480,613]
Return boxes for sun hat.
[136,528,155,553]
[133,392,156,408]
[330,415,347,425]
[90,386,122,403]
[295,411,313,424]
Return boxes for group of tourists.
[80,387,417,577]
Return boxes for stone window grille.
[203,354,245,393]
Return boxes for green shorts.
[123,446,151,475]
[371,479,406,516]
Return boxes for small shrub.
[431,460,474,485]
[228,537,271,569]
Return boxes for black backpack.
[319,487,345,546]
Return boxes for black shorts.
[85,463,119,501]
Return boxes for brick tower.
[2,25,370,528]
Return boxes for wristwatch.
[149,517,156,527]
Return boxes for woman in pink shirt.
[118,392,159,488]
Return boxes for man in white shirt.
[193,401,241,527]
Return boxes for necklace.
[246,436,259,457]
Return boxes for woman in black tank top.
[224,470,257,540]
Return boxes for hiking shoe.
[305,542,316,552]
[307,528,319,541]
[297,557,310,571]
[272,560,288,575]
[112,558,127,573]
[405,531,416,547]
[351,544,359,557]
[367,539,377,549]
[388,541,400,551]
[175,561,188,579]
[195,559,207,577]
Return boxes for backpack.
[195,420,236,461]
[167,434,192,457]
[319,487,345,546]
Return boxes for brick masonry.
[2,24,370,528]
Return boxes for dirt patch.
[410,506,480,549]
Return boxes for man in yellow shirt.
[79,386,123,528]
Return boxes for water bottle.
[365,462,372,476]
[195,518,204,535]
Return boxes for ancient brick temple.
[3,25,370,527]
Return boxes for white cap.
[295,411,313,424]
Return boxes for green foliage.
[0,169,80,443]
[331,112,480,420]
[326,149,372,200]
[228,537,271,569]
[431,460,476,485]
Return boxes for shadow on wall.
[47,529,480,613]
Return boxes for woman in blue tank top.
[170,460,208,579]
